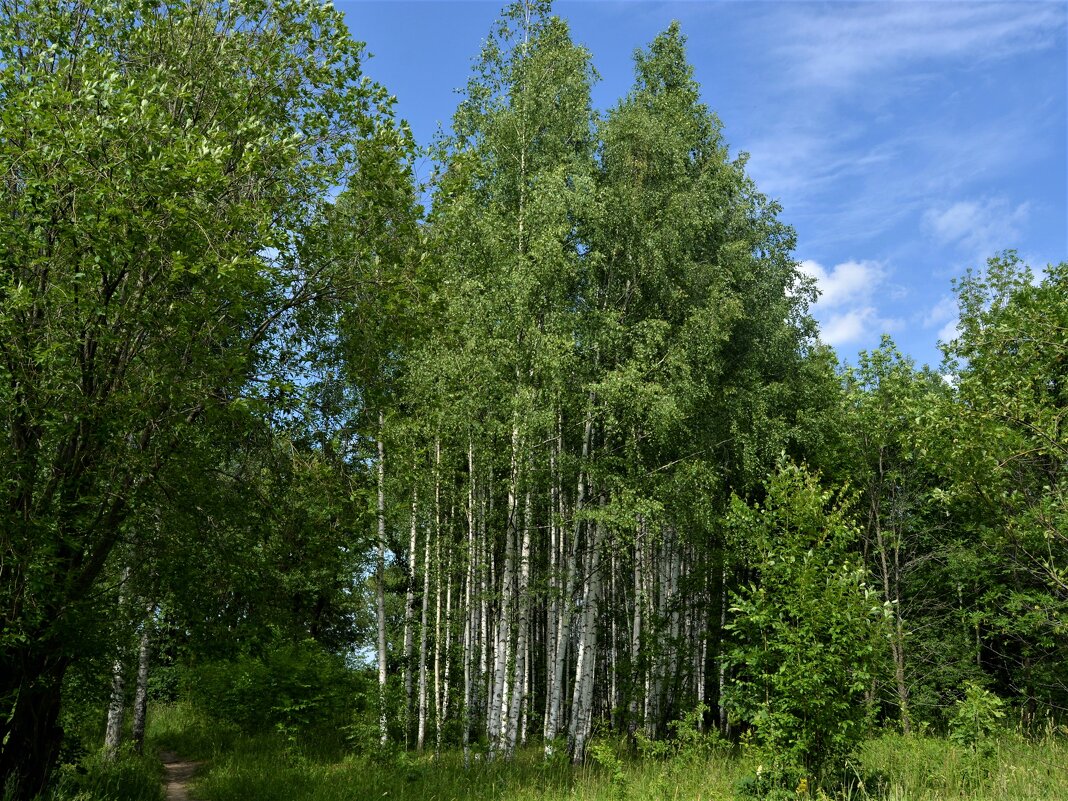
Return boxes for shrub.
[948,682,1006,757]
[727,462,884,793]
[185,639,366,743]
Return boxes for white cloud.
[822,307,876,346]
[923,197,1030,258]
[820,306,902,348]
[800,259,901,347]
[799,259,884,308]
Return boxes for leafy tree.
[933,253,1068,721]
[727,462,883,792]
[589,21,834,741]
[0,0,407,794]
[841,338,949,732]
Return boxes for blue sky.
[339,1,1067,369]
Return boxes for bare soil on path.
[160,750,204,801]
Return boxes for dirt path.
[160,751,204,801]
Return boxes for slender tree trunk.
[433,441,443,753]
[489,422,521,757]
[569,500,602,764]
[417,493,432,752]
[718,561,730,737]
[403,487,419,745]
[104,654,126,759]
[479,484,490,737]
[376,412,389,746]
[131,607,152,754]
[629,522,644,736]
[104,567,131,760]
[442,540,454,751]
[504,489,533,757]
[544,422,559,741]
[463,443,476,765]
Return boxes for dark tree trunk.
[0,650,70,801]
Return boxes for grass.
[861,732,1068,800]
[138,704,1068,801]
[37,749,164,801]
[188,741,748,801]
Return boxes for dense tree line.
[0,1,1064,798]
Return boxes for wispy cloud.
[778,2,1062,90]
[921,294,959,347]
[736,1,1062,259]
[937,318,960,345]
[922,295,957,329]
[923,196,1031,260]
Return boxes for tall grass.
[146,702,239,761]
[138,704,1068,801]
[861,731,1068,801]
[192,740,750,801]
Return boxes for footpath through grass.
[134,704,1068,801]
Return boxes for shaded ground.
[160,751,204,801]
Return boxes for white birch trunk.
[432,438,443,752]
[629,521,644,731]
[718,561,729,737]
[376,412,388,746]
[403,487,418,744]
[545,410,591,755]
[489,423,520,757]
[104,655,126,759]
[442,545,454,744]
[463,444,476,765]
[568,509,602,764]
[131,609,151,754]
[544,426,559,741]
[417,502,431,752]
[504,488,533,756]
[104,567,131,760]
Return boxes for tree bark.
[489,422,520,758]
[376,412,389,746]
[0,650,69,801]
[104,653,126,759]
[105,567,132,760]
[568,503,602,764]
[131,607,153,754]
[403,487,419,745]
[417,490,432,752]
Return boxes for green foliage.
[0,0,414,793]
[932,254,1068,717]
[949,683,1007,755]
[185,641,366,745]
[587,740,627,801]
[727,461,884,792]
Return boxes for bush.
[727,462,884,793]
[185,640,366,744]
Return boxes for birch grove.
[373,3,819,763]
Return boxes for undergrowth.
[44,702,1064,801]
